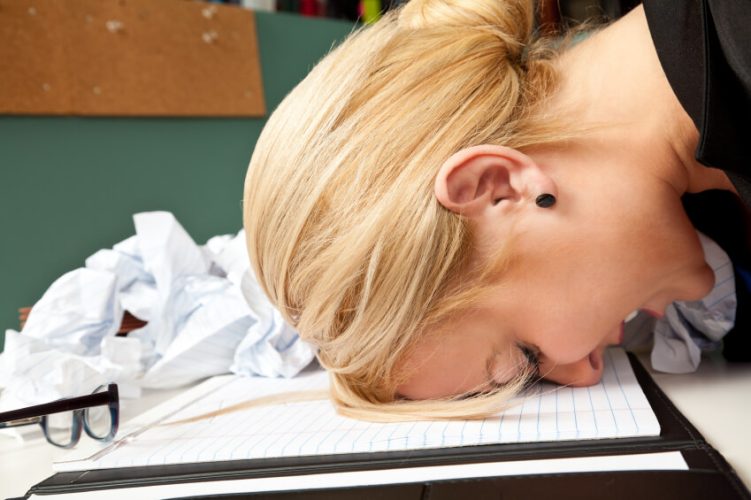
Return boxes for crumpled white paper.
[0,212,316,414]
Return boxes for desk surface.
[0,386,186,499]
[636,352,751,488]
[1,354,750,499]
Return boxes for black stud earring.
[535,193,556,208]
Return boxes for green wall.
[0,12,355,348]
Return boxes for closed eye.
[484,343,542,392]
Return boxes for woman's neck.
[550,5,736,196]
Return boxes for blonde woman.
[244,0,751,420]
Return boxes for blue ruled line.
[536,384,542,436]
[572,387,579,437]
[608,349,638,432]
[601,372,618,433]
[587,386,598,435]
[555,385,560,438]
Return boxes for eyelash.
[519,344,541,378]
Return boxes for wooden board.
[0,0,266,116]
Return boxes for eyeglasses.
[0,384,119,448]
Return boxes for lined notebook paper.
[56,348,659,471]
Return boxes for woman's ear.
[434,145,555,217]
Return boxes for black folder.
[18,354,751,500]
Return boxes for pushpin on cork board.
[0,0,266,117]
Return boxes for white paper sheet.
[36,452,688,500]
[56,349,660,471]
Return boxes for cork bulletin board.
[0,0,266,116]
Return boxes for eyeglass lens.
[43,410,78,447]
[84,385,113,439]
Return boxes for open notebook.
[56,348,659,471]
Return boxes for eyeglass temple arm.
[0,384,118,425]
[0,416,44,429]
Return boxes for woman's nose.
[540,350,605,387]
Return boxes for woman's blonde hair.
[244,0,575,421]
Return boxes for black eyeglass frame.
[0,384,119,448]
